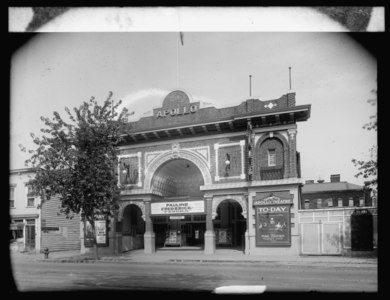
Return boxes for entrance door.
[351,209,373,251]
[150,158,206,249]
[182,221,205,247]
[25,225,35,250]
[214,200,246,249]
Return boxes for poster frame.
[84,218,109,248]
[255,204,291,247]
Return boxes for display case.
[164,229,182,247]
[215,228,232,247]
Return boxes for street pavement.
[10,253,378,292]
[10,248,378,267]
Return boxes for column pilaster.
[288,129,298,178]
[204,196,215,254]
[143,200,155,254]
[244,193,250,255]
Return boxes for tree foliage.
[351,89,377,197]
[21,92,129,258]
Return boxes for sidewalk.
[10,248,378,267]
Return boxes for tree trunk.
[93,243,99,260]
[90,222,99,260]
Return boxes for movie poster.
[84,220,94,248]
[256,205,291,246]
[84,219,108,247]
[95,220,107,245]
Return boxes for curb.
[37,257,378,267]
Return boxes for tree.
[351,89,377,203]
[21,92,130,259]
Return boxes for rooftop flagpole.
[177,32,179,89]
[249,75,252,97]
[289,67,292,90]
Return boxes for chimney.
[305,180,314,184]
[287,92,296,107]
[330,174,341,182]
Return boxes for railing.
[260,167,284,180]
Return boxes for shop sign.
[256,205,291,246]
[41,227,60,232]
[170,216,185,220]
[151,200,204,215]
[253,197,293,206]
[352,208,370,216]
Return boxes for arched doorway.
[122,204,145,251]
[214,200,246,250]
[150,158,206,249]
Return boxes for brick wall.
[254,138,284,180]
[123,93,297,133]
[301,190,368,209]
[119,134,248,186]
[218,145,242,178]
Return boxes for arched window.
[258,138,284,180]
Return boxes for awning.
[10,214,38,219]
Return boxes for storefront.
[10,216,38,252]
[82,90,310,256]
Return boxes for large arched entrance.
[151,158,206,249]
[122,204,145,251]
[214,200,246,250]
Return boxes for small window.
[348,198,354,207]
[268,149,276,166]
[317,199,322,209]
[359,198,364,207]
[27,197,35,207]
[327,198,333,207]
[10,186,15,208]
[26,185,37,207]
[27,185,37,197]
[338,198,343,207]
[304,199,310,209]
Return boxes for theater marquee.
[254,194,292,246]
[151,200,205,215]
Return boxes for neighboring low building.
[299,174,377,256]
[301,174,372,209]
[40,195,81,252]
[9,168,81,252]
[10,168,40,252]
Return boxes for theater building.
[81,90,311,256]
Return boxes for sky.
[10,30,377,186]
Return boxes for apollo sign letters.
[155,104,198,118]
[151,200,204,215]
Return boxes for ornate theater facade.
[81,90,311,256]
